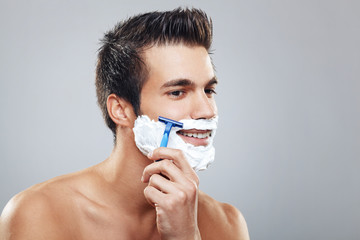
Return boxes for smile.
[177,130,212,139]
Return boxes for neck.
[96,128,154,217]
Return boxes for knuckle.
[176,190,187,202]
[164,197,178,211]
[182,179,198,201]
[175,149,185,159]
[156,147,165,156]
[148,175,155,185]
[142,165,151,175]
[143,186,150,196]
[161,159,172,168]
[153,147,160,154]
[142,166,148,174]
[186,181,198,196]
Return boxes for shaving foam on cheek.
[133,115,218,171]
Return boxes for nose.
[190,91,217,120]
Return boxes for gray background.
[1,0,359,239]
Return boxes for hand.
[142,147,201,240]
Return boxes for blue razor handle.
[156,116,183,161]
[160,123,173,147]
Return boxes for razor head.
[158,116,183,128]
[158,116,183,149]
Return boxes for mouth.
[176,129,212,146]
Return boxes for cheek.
[154,103,188,121]
[139,95,161,119]
[140,98,185,121]
[162,107,186,120]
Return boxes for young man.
[0,8,249,239]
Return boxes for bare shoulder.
[198,191,250,240]
[1,184,65,239]
[0,171,88,239]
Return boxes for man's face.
[140,44,218,147]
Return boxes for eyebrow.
[161,76,218,89]
[161,79,194,89]
[207,76,218,86]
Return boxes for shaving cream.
[133,115,218,171]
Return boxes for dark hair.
[95,7,213,137]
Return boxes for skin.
[0,45,250,240]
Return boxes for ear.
[106,93,136,128]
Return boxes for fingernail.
[147,151,153,158]
[141,176,144,182]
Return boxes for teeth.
[180,131,212,139]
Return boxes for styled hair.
[95,7,213,137]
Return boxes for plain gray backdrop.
[1,0,359,239]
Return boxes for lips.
[176,129,212,146]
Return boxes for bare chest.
[71,205,160,240]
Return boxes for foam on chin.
[133,115,218,171]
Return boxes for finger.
[143,185,165,207]
[149,147,193,174]
[142,159,186,184]
[149,148,198,185]
[148,174,177,194]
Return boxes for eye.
[205,88,217,96]
[167,90,185,98]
